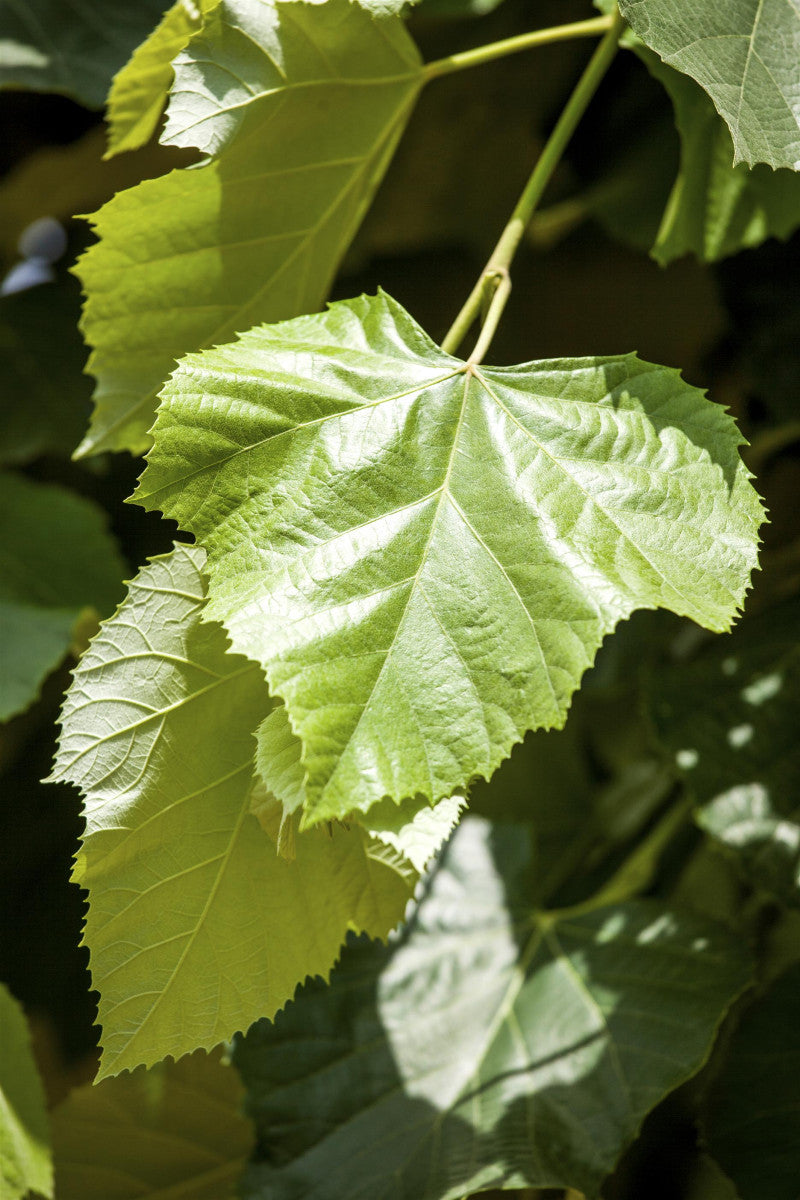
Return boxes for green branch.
[441,7,627,361]
[423,14,615,81]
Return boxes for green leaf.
[51,1048,252,1199]
[234,816,752,1200]
[0,472,124,722]
[705,964,800,1200]
[138,290,763,824]
[0,983,52,1200]
[651,599,800,905]
[51,544,415,1076]
[255,702,464,867]
[0,275,92,467]
[618,0,800,170]
[642,49,800,264]
[417,0,507,14]
[104,0,208,159]
[76,0,422,456]
[0,0,169,108]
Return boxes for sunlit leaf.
[618,0,800,169]
[138,290,762,823]
[76,0,422,455]
[234,816,751,1200]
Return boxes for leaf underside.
[75,0,422,455]
[234,817,752,1200]
[618,0,800,170]
[138,291,763,824]
[52,545,415,1076]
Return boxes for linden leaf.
[137,291,763,823]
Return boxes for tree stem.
[423,14,615,81]
[441,7,626,359]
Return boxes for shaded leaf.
[138,290,762,824]
[0,275,91,465]
[234,816,751,1200]
[51,545,415,1076]
[0,982,52,1200]
[76,0,422,455]
[0,472,124,722]
[643,49,800,264]
[618,0,800,170]
[105,0,208,158]
[705,964,800,1200]
[51,1048,252,1199]
[0,0,169,108]
[651,598,800,904]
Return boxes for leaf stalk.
[423,14,615,81]
[441,7,626,360]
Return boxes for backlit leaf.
[234,816,751,1200]
[51,1048,252,1199]
[51,545,415,1076]
[138,291,763,824]
[0,472,124,722]
[76,0,422,455]
[0,983,52,1200]
[104,0,209,158]
[618,0,800,170]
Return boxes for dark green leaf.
[0,0,169,108]
[234,816,751,1200]
[0,472,125,722]
[705,965,800,1200]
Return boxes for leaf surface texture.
[139,291,763,822]
[52,545,415,1075]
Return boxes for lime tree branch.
[441,7,626,361]
[423,13,615,81]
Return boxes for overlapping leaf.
[0,984,52,1200]
[51,545,416,1076]
[646,51,800,264]
[51,1048,252,1199]
[234,816,751,1200]
[651,599,800,904]
[705,964,800,1200]
[104,0,208,158]
[138,290,762,823]
[0,0,169,107]
[76,0,422,455]
[618,0,800,170]
[0,472,124,722]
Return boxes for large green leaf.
[618,0,800,170]
[104,0,208,159]
[0,275,92,466]
[234,816,751,1200]
[76,0,422,456]
[0,472,124,722]
[647,53,800,263]
[138,290,763,824]
[0,0,169,108]
[705,964,800,1200]
[0,983,52,1200]
[51,1048,252,1198]
[51,544,415,1076]
[651,599,800,904]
